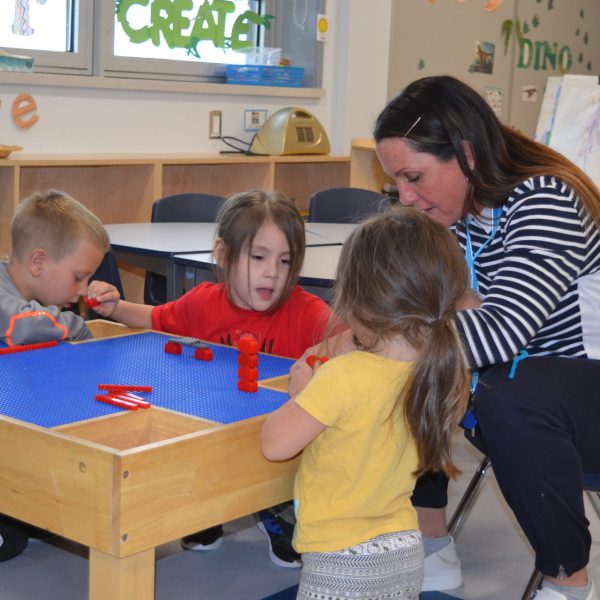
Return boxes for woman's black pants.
[411,357,600,577]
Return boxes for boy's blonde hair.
[10,190,110,262]
[215,190,305,313]
[332,208,471,478]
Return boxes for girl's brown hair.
[374,75,600,228]
[332,208,470,477]
[215,190,305,313]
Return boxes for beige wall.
[0,1,393,156]
[387,0,600,137]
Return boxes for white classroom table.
[105,222,218,301]
[174,244,343,291]
[106,222,354,301]
[304,222,357,244]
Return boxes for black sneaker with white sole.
[257,510,301,568]
[181,525,224,551]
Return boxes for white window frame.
[0,0,324,91]
[0,0,93,75]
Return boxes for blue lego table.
[0,331,293,427]
[0,331,298,600]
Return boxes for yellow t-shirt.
[293,351,419,553]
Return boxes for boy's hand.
[86,280,121,317]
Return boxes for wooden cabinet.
[0,153,351,256]
[349,138,393,193]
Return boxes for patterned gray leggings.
[297,530,423,600]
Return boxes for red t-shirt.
[151,282,331,359]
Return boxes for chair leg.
[522,568,543,600]
[448,456,492,540]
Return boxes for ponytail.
[400,315,470,478]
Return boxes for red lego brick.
[306,354,328,368]
[238,353,259,367]
[83,295,99,309]
[95,394,138,411]
[194,347,214,361]
[237,379,258,393]
[98,384,153,393]
[0,340,59,355]
[237,366,258,381]
[164,340,182,355]
[238,334,259,354]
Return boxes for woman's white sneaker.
[534,580,599,600]
[422,537,462,592]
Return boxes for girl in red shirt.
[91,189,332,567]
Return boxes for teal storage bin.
[226,65,304,87]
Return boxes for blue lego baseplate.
[0,332,293,428]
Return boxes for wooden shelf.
[349,138,393,193]
[0,153,351,257]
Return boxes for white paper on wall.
[542,75,600,188]
[534,76,563,145]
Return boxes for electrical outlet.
[244,109,267,131]
[209,110,222,139]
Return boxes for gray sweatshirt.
[0,261,92,346]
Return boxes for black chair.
[307,187,391,223]
[88,249,125,318]
[144,193,226,305]
[447,456,600,599]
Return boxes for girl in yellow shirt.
[261,207,471,599]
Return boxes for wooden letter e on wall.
[12,93,39,129]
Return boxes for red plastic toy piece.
[194,347,213,361]
[109,393,150,409]
[238,353,259,367]
[164,340,182,355]
[98,384,153,393]
[237,366,259,381]
[306,354,328,368]
[95,394,138,411]
[238,334,259,354]
[0,340,59,355]
[237,379,258,393]
[237,334,259,392]
[83,295,99,309]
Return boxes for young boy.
[0,189,109,347]
[0,189,109,561]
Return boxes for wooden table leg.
[89,547,155,600]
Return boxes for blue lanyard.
[463,207,502,434]
[464,207,502,292]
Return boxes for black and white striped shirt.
[453,176,600,368]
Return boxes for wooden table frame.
[0,324,296,599]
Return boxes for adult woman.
[373,75,600,600]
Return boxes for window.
[0,0,92,74]
[0,0,324,87]
[102,0,264,82]
[261,0,325,88]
